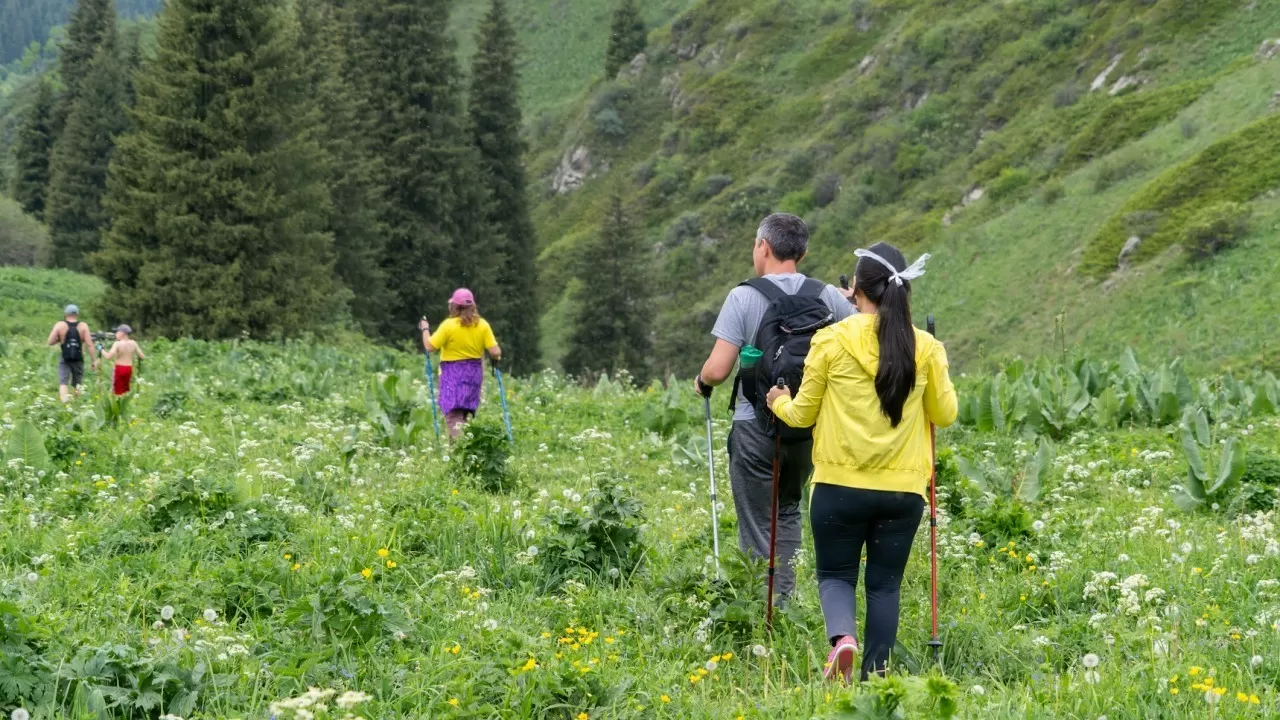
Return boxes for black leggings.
[810,483,924,680]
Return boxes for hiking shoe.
[823,635,858,683]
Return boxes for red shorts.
[113,365,133,395]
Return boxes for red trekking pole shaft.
[926,314,942,663]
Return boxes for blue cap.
[64,304,79,316]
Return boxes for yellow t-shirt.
[429,317,498,362]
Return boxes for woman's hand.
[766,384,791,408]
[418,318,430,332]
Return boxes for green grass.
[0,265,103,336]
[2,323,1280,717]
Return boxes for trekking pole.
[492,362,515,445]
[926,314,942,665]
[697,378,722,580]
[420,318,442,440]
[765,377,786,632]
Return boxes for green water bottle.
[739,345,763,370]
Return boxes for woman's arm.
[487,344,502,362]
[924,341,958,428]
[767,341,830,428]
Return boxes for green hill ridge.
[527,0,1280,376]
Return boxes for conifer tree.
[9,79,56,221]
[94,0,341,338]
[55,0,117,133]
[347,0,501,338]
[563,190,652,382]
[46,38,128,270]
[469,0,539,374]
[604,0,645,79]
[296,0,389,337]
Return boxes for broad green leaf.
[5,419,48,470]
[1173,489,1204,512]
[1193,408,1210,447]
[1209,438,1247,494]
[1121,347,1141,376]
[976,381,996,433]
[1181,427,1208,484]
[1019,440,1051,503]
[955,455,987,491]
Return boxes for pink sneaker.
[823,635,858,683]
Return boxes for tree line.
[7,0,658,382]
[7,0,542,375]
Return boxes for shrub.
[449,418,514,493]
[593,108,625,138]
[987,167,1031,201]
[0,196,49,266]
[1092,156,1146,193]
[777,189,815,216]
[664,212,703,247]
[1061,79,1212,170]
[633,160,656,187]
[813,172,841,208]
[699,173,734,199]
[1123,210,1162,239]
[1040,179,1065,205]
[1052,83,1081,108]
[781,151,815,186]
[1182,201,1251,262]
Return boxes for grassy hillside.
[0,265,101,335]
[450,0,693,116]
[527,0,1280,375]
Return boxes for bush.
[781,151,815,186]
[776,189,815,216]
[449,418,514,493]
[632,160,655,187]
[0,196,49,266]
[699,173,734,199]
[540,476,645,584]
[664,211,703,247]
[1061,79,1212,170]
[1092,156,1146,193]
[1040,179,1065,205]
[813,172,841,208]
[1182,201,1251,262]
[593,108,625,138]
[987,167,1032,201]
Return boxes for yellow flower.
[979,593,986,600]
[361,567,373,579]
[689,675,701,684]
[722,652,733,660]
[291,563,301,571]
[1170,688,1178,695]
[1188,667,1202,677]
[1250,695,1260,705]
[447,698,460,707]
[1192,567,1203,574]
[386,560,397,569]
[541,632,552,638]
[450,643,461,655]
[283,553,292,560]
[1029,565,1037,571]
[577,714,589,720]
[377,548,390,558]
[605,637,615,644]
[521,658,537,671]
[1020,594,1027,602]
[1237,692,1249,702]
[1214,687,1226,696]
[1026,554,1034,563]
[451,489,459,495]
[711,654,722,663]
[660,695,670,703]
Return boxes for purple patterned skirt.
[438,359,484,414]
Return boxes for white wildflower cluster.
[570,428,613,443]
[1083,571,1160,618]
[1139,449,1173,462]
[428,565,478,584]
[269,686,371,720]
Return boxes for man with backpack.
[46,304,98,403]
[694,213,854,602]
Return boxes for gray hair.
[756,213,809,262]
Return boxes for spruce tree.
[469,0,539,374]
[94,0,341,338]
[9,79,56,221]
[296,0,389,337]
[347,0,501,338]
[605,0,645,79]
[46,38,128,271]
[563,190,652,383]
[55,0,118,133]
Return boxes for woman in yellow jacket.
[767,242,957,683]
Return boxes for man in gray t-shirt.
[694,213,854,601]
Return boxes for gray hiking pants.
[728,419,813,600]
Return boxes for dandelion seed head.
[161,605,175,621]
[12,709,31,720]
[203,608,217,623]
[1082,653,1100,668]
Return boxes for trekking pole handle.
[695,375,713,399]
[839,274,850,290]
[927,314,936,337]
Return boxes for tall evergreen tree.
[296,0,389,337]
[93,0,341,338]
[46,38,128,271]
[604,0,645,79]
[54,0,117,133]
[347,0,501,338]
[469,0,538,374]
[9,79,56,221]
[563,190,652,382]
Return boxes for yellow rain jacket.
[771,313,958,498]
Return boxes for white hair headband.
[855,248,931,287]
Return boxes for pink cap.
[449,288,475,307]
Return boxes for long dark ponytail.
[854,242,915,427]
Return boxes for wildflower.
[361,567,373,579]
[970,685,985,695]
[1252,655,1263,668]
[1085,670,1100,684]
[450,643,461,654]
[521,658,537,671]
[722,652,733,660]
[577,714,589,720]
[1032,520,1045,532]
[706,660,719,671]
[203,608,218,623]
[1250,694,1260,704]
[448,698,460,707]
[1237,692,1250,702]
[24,572,37,583]
[12,709,31,720]
[527,546,539,557]
[1170,688,1178,695]
[378,548,390,558]
[1081,653,1100,669]
[1205,690,1221,705]
[292,563,301,571]
[752,644,769,657]
[660,695,671,703]
[483,619,499,631]
[386,560,397,569]
[284,553,292,560]
[335,691,372,709]
[1188,667,1202,676]
[161,605,175,621]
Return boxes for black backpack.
[733,278,835,440]
[61,320,83,362]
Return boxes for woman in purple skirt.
[418,289,502,439]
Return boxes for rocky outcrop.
[552,146,592,195]
[1109,75,1143,96]
[1090,54,1123,92]
[620,52,647,79]
[858,55,877,75]
[1257,39,1280,61]
[1117,236,1142,270]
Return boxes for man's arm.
[696,289,747,396]
[47,322,63,346]
[82,325,99,362]
[698,340,739,386]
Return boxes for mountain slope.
[527,0,1280,375]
